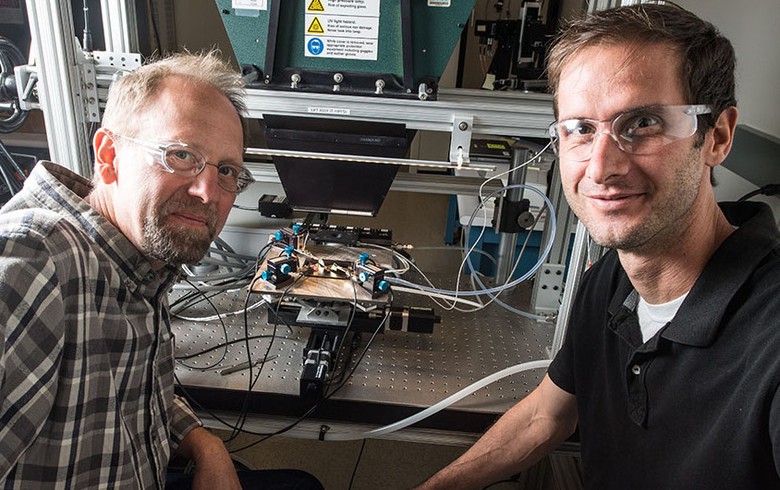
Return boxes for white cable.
[446,142,555,303]
[386,184,556,297]
[359,242,459,311]
[324,359,551,441]
[173,299,267,322]
[390,285,485,309]
[171,283,250,293]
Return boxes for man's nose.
[187,164,222,203]
[585,131,630,184]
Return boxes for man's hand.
[177,427,242,490]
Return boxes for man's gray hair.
[101,50,247,138]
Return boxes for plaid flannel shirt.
[0,162,201,489]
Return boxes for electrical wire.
[323,359,551,441]
[738,183,780,202]
[0,138,25,196]
[386,184,556,298]
[175,277,230,370]
[390,285,485,309]
[232,203,258,211]
[227,305,391,453]
[172,297,267,322]
[175,333,284,362]
[348,439,367,490]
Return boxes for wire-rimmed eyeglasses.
[548,104,712,162]
[110,132,255,194]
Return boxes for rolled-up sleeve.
[169,394,203,451]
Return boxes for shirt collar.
[29,161,180,290]
[661,201,779,346]
[606,201,779,347]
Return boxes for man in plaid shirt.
[0,52,320,489]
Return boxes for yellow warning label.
[307,0,325,12]
[307,17,325,34]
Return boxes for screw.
[458,121,469,131]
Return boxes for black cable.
[81,0,93,51]
[175,277,230,370]
[226,270,307,444]
[324,278,360,391]
[226,274,269,443]
[227,297,391,453]
[348,439,367,490]
[0,138,25,196]
[175,334,281,362]
[330,332,361,385]
[178,243,390,451]
[0,158,19,197]
[738,183,780,202]
[232,203,257,211]
[174,372,274,436]
[172,241,288,439]
[170,261,258,312]
[147,0,163,54]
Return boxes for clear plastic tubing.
[325,359,551,441]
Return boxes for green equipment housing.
[215,0,477,100]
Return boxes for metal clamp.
[450,115,473,166]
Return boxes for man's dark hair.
[546,3,736,133]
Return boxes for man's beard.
[141,194,218,265]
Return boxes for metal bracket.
[450,115,473,166]
[83,51,141,122]
[80,55,100,122]
[296,304,350,327]
[14,64,39,111]
[92,50,142,71]
[531,264,566,314]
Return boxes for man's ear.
[703,106,738,169]
[93,128,119,185]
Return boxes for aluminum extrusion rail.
[243,87,554,139]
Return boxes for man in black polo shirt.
[419,4,779,489]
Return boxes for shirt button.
[631,364,641,375]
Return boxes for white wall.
[677,0,780,138]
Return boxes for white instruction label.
[306,0,380,17]
[307,107,352,116]
[427,0,451,6]
[232,0,267,10]
[304,0,380,60]
[304,36,379,60]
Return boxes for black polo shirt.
[548,201,780,489]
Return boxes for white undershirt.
[636,292,689,343]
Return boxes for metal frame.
[27,0,587,363]
[24,0,92,174]
[99,0,139,53]
[243,87,554,139]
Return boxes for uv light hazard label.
[305,14,379,38]
[304,0,380,60]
